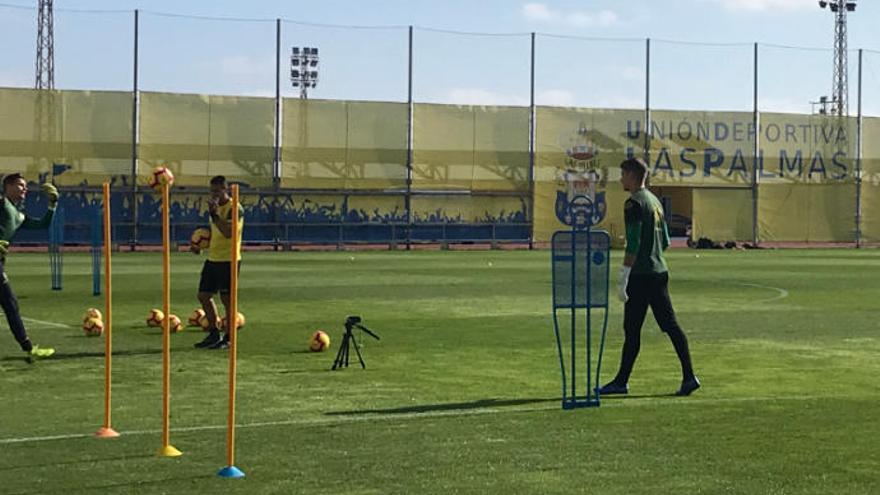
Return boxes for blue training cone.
[218,465,245,478]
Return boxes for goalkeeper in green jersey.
[598,158,700,397]
[0,173,58,362]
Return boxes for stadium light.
[290,46,319,99]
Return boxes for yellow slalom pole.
[159,182,181,457]
[96,182,119,438]
[218,184,244,478]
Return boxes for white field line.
[22,317,74,329]
[736,283,789,303]
[0,393,845,446]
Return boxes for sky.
[1,0,879,115]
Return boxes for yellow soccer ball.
[146,308,165,327]
[309,330,331,352]
[148,165,175,191]
[167,314,183,333]
[190,228,211,250]
[83,307,103,323]
[83,317,104,337]
[188,308,206,327]
[221,312,246,331]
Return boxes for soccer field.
[0,249,877,494]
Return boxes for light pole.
[818,0,856,116]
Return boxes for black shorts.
[198,260,241,294]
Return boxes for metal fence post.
[405,26,414,251]
[130,9,140,250]
[528,32,536,250]
[856,48,863,247]
[644,38,651,162]
[274,18,283,250]
[752,42,760,245]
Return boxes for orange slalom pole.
[218,184,244,478]
[159,182,181,457]
[96,182,119,438]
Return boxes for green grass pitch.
[0,249,878,494]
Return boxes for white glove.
[617,265,632,303]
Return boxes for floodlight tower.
[35,0,55,89]
[290,47,319,99]
[818,0,856,116]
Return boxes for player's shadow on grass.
[0,453,155,472]
[326,397,559,416]
[600,393,677,400]
[0,348,180,362]
[8,474,215,495]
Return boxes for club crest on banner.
[555,122,607,227]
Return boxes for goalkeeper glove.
[617,265,632,303]
[0,240,8,259]
[40,183,59,207]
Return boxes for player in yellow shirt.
[193,176,243,350]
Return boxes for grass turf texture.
[0,249,878,494]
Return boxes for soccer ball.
[167,314,183,333]
[83,317,104,337]
[221,312,246,331]
[309,330,331,352]
[83,307,102,323]
[188,308,206,327]
[146,308,165,327]
[148,165,175,191]
[190,228,211,250]
[198,313,220,331]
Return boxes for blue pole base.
[218,465,246,478]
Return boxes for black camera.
[333,315,380,370]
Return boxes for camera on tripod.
[332,315,380,370]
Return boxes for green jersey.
[0,197,54,243]
[623,188,670,275]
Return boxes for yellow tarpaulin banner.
[412,104,529,192]
[281,98,407,190]
[692,188,752,241]
[0,87,131,185]
[758,183,855,242]
[755,113,857,242]
[140,92,274,188]
[858,116,880,242]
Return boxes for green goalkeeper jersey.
[0,197,54,243]
[623,188,670,275]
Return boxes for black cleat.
[597,381,629,395]
[208,334,230,350]
[675,376,701,396]
[195,330,221,349]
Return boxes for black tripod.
[332,315,380,370]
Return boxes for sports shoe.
[195,330,221,349]
[26,344,55,363]
[597,381,629,395]
[208,334,229,350]
[675,376,701,396]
